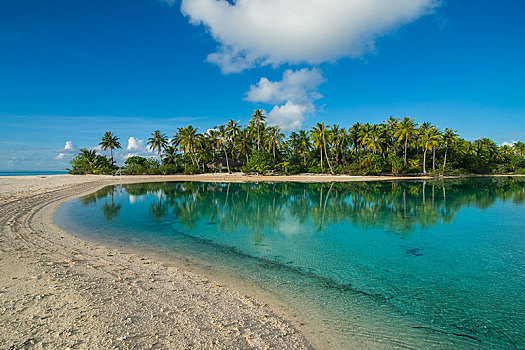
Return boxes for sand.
[1,173,519,349]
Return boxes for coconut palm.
[428,127,442,170]
[99,131,121,166]
[266,126,285,160]
[226,119,241,160]
[361,125,386,157]
[176,125,199,165]
[349,123,362,156]
[311,123,334,174]
[395,117,418,166]
[384,117,399,157]
[162,145,178,166]
[250,109,266,151]
[236,128,253,164]
[195,136,214,172]
[217,124,231,173]
[296,130,311,167]
[418,127,441,174]
[147,130,169,163]
[513,141,525,158]
[442,128,458,171]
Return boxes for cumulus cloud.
[181,0,437,73]
[123,137,154,159]
[246,68,324,131]
[55,141,78,160]
[64,141,78,152]
[501,141,516,147]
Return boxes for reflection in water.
[84,178,525,236]
[69,178,525,349]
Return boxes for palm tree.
[147,130,169,163]
[195,136,214,172]
[513,141,525,158]
[361,125,385,157]
[236,128,252,164]
[311,124,324,172]
[217,124,231,173]
[349,123,362,156]
[442,128,458,171]
[266,126,285,160]
[395,117,417,166]
[250,109,266,150]
[429,127,442,170]
[176,125,199,165]
[418,127,441,174]
[226,119,241,160]
[163,145,178,165]
[99,131,121,166]
[296,130,311,167]
[311,123,334,174]
[385,117,399,157]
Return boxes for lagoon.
[55,178,525,349]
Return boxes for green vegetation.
[68,113,525,176]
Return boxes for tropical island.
[69,113,525,177]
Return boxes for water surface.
[55,179,525,349]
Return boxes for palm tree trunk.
[404,138,408,166]
[257,125,260,151]
[224,147,230,173]
[443,146,448,172]
[423,149,427,174]
[320,147,324,173]
[303,152,306,167]
[432,147,436,170]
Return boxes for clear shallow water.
[55,179,525,349]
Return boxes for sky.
[0,0,524,170]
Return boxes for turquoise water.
[55,179,525,349]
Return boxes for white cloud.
[55,141,78,160]
[246,68,324,131]
[124,137,155,159]
[64,141,78,152]
[501,141,516,147]
[181,0,437,73]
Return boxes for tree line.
[68,111,525,176]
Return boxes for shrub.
[388,154,403,175]
[307,165,322,174]
[360,154,385,175]
[68,149,114,175]
[245,150,274,175]
[333,164,346,174]
[184,164,201,175]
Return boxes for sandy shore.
[1,173,521,349]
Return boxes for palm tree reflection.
[84,178,525,235]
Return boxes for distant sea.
[0,171,67,177]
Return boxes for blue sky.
[0,0,524,170]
